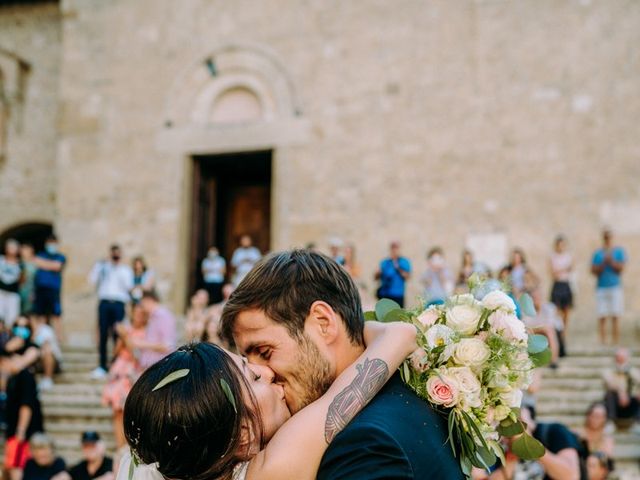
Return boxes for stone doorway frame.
[154,43,310,309]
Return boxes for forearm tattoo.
[324,357,389,443]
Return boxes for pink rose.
[426,375,459,408]
[417,307,439,329]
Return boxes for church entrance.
[189,150,272,295]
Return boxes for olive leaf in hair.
[152,369,190,392]
[220,378,237,414]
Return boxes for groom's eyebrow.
[243,343,259,355]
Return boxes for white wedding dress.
[117,450,248,480]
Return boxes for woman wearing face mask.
[1,316,44,480]
[201,247,226,305]
[420,247,453,307]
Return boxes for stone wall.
[10,0,639,343]
[0,2,60,234]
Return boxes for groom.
[221,249,463,479]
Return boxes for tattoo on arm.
[324,357,389,444]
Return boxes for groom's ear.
[306,300,340,345]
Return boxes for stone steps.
[3,344,638,475]
[536,353,640,477]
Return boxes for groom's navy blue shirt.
[317,373,463,479]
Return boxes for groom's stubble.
[286,333,335,414]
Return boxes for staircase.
[10,344,639,476]
[40,346,115,465]
[537,346,640,479]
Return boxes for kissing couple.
[118,250,463,479]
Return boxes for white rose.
[481,290,517,313]
[425,324,455,349]
[488,310,528,344]
[447,366,482,395]
[498,388,523,408]
[446,304,482,335]
[452,338,491,367]
[417,307,440,329]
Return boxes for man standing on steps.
[591,228,626,345]
[375,241,411,308]
[88,245,133,380]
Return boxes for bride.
[118,320,416,480]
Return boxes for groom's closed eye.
[256,346,272,360]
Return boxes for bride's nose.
[255,364,276,383]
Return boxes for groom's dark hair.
[221,249,365,346]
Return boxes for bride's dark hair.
[124,343,263,480]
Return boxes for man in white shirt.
[87,244,133,379]
[230,235,261,286]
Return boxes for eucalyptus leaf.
[152,368,190,392]
[511,432,546,460]
[475,447,496,471]
[497,418,524,437]
[527,334,549,354]
[375,299,401,322]
[519,293,536,317]
[364,311,377,321]
[530,348,552,368]
[384,308,409,322]
[220,378,237,413]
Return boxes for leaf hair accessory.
[220,378,237,414]
[152,369,190,392]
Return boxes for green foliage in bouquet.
[366,289,550,478]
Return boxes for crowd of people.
[0,227,634,480]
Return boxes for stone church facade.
[0,0,638,343]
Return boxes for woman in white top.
[549,235,574,335]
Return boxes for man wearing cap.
[54,432,112,480]
[375,241,412,307]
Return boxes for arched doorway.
[0,222,53,252]
[159,44,309,300]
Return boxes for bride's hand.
[363,321,418,356]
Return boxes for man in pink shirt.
[136,290,177,370]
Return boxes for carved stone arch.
[164,43,300,126]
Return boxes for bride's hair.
[124,343,262,480]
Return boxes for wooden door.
[223,185,271,261]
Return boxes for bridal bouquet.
[366,287,550,478]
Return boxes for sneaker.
[38,378,54,391]
[90,367,108,380]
